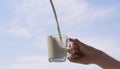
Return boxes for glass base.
[49,57,66,62]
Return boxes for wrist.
[93,51,120,69]
[93,51,109,66]
[92,50,105,64]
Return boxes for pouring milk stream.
[47,0,68,62]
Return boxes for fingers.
[69,38,80,45]
[68,38,80,49]
[68,53,80,62]
[68,52,85,63]
[69,38,88,50]
[67,42,79,54]
[68,38,84,56]
[68,38,97,64]
[68,38,86,63]
[68,38,85,63]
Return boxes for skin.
[68,38,120,69]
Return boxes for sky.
[0,0,120,69]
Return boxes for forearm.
[94,51,120,69]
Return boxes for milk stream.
[47,0,67,62]
[50,0,63,44]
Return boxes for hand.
[67,38,120,69]
[68,38,102,64]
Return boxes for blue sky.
[0,0,120,69]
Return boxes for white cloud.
[6,55,101,69]
[7,55,48,69]
[8,27,31,38]
[16,55,47,63]
[51,0,116,29]
[3,0,116,38]
[0,18,32,38]
[0,0,51,38]
[13,0,51,26]
[91,7,116,19]
[8,0,116,30]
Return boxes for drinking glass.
[47,34,68,62]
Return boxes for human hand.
[68,38,102,64]
[67,38,120,69]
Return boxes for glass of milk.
[47,34,68,62]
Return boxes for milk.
[48,0,68,62]
[47,36,67,62]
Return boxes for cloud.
[49,0,117,29]
[91,7,116,19]
[16,55,47,63]
[6,55,101,69]
[0,0,50,38]
[0,19,32,38]
[6,55,48,69]
[8,27,31,38]
[2,0,117,38]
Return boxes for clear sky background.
[0,0,120,69]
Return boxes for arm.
[68,38,120,69]
[95,51,120,69]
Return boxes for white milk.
[47,36,67,62]
[48,0,68,62]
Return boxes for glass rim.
[50,34,68,38]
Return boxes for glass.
[47,34,68,62]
